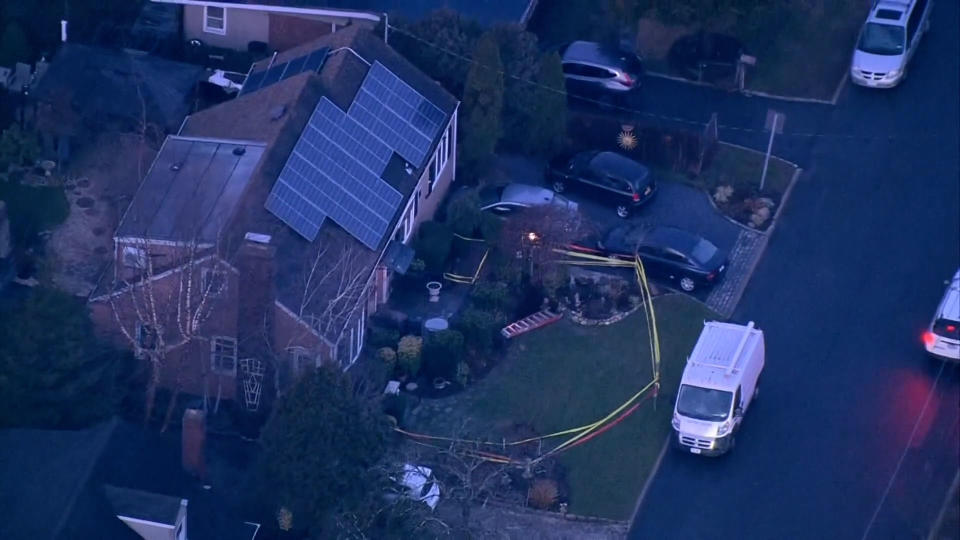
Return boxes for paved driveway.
[489,155,744,302]
[631,2,960,539]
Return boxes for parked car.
[923,269,959,362]
[570,224,727,292]
[478,182,578,217]
[672,321,764,456]
[388,463,441,510]
[558,40,644,106]
[850,0,932,88]
[668,32,745,83]
[546,151,657,218]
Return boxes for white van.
[923,269,959,362]
[672,321,765,456]
[850,0,932,88]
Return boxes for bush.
[413,221,453,273]
[456,361,471,387]
[396,335,423,377]
[528,478,559,510]
[445,189,483,237]
[488,252,522,288]
[456,308,505,354]
[422,329,464,380]
[377,347,397,370]
[368,326,400,349]
[383,393,408,427]
[470,281,516,314]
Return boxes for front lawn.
[410,293,717,519]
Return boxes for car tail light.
[706,272,716,281]
[632,192,640,202]
[618,72,634,86]
[923,331,936,346]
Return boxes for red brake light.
[632,192,640,202]
[707,272,716,281]
[923,331,936,346]
[619,73,634,86]
[948,325,957,333]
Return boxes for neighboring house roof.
[152,0,537,25]
[115,137,267,243]
[104,485,183,526]
[31,44,204,135]
[0,418,258,540]
[178,24,457,341]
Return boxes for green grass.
[742,3,869,100]
[444,294,717,519]
[0,181,70,246]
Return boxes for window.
[203,6,226,35]
[430,128,450,195]
[287,347,315,376]
[401,189,420,242]
[906,3,925,43]
[136,323,158,350]
[211,337,237,375]
[857,23,905,55]
[662,250,688,264]
[122,246,147,269]
[201,268,226,297]
[563,63,613,78]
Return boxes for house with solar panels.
[89,25,458,409]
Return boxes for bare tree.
[258,235,373,401]
[497,205,594,285]
[108,237,225,429]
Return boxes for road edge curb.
[644,71,835,105]
[769,166,803,236]
[629,434,671,530]
[830,72,849,105]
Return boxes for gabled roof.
[0,418,259,540]
[116,137,267,243]
[31,44,204,134]
[179,25,457,340]
[104,485,183,526]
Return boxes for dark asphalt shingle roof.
[115,137,266,242]
[0,418,259,540]
[104,485,183,526]
[31,44,204,134]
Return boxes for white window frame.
[401,188,420,243]
[287,346,315,376]
[430,129,450,194]
[123,246,147,269]
[201,267,227,297]
[211,336,237,375]
[203,6,227,35]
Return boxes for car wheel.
[679,277,696,292]
[552,180,566,193]
[616,205,630,218]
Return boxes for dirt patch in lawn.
[45,132,158,295]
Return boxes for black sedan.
[571,224,728,292]
[546,151,657,218]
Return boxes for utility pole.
[761,110,784,192]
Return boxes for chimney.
[236,232,276,363]
[182,408,207,484]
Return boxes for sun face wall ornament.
[617,130,638,150]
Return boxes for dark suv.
[546,151,657,217]
[559,41,644,106]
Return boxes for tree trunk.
[160,387,180,432]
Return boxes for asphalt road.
[629,3,960,540]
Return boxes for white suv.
[924,269,959,362]
[850,0,932,88]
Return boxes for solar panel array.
[238,47,329,97]
[349,62,446,166]
[266,62,448,250]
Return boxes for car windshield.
[857,23,905,56]
[676,384,733,421]
[690,239,718,264]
